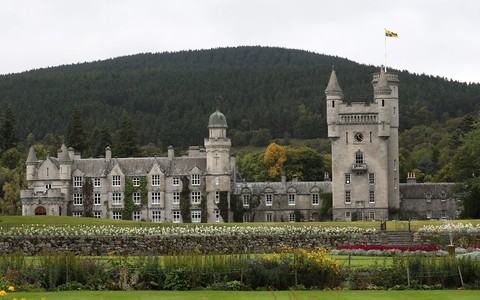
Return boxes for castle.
[20,70,461,222]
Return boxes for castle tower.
[204,109,232,222]
[326,68,400,221]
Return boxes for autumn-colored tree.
[264,143,286,179]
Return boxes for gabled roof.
[399,182,455,199]
[234,181,332,195]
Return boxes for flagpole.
[384,28,387,72]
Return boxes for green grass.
[9,290,480,300]
[3,215,480,230]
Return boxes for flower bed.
[332,244,445,256]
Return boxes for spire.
[325,68,343,97]
[374,67,392,95]
[26,146,37,164]
[58,143,71,163]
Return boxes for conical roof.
[208,109,228,128]
[26,146,37,163]
[58,143,71,162]
[374,68,392,95]
[325,69,343,96]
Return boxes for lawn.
[9,290,480,300]
[2,215,480,230]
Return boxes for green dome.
[208,109,228,128]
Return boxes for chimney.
[281,173,286,188]
[324,172,331,181]
[168,145,174,161]
[105,146,111,161]
[407,171,417,184]
[292,174,298,182]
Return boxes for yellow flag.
[385,29,398,38]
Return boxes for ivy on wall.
[82,177,93,217]
[180,176,191,223]
[219,191,229,222]
[201,184,208,223]
[122,177,147,220]
[230,194,244,222]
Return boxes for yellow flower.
[0,290,6,297]
[8,286,14,292]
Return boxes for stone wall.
[0,233,381,256]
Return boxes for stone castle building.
[21,70,461,222]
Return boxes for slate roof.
[234,181,332,195]
[399,182,455,199]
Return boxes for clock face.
[354,132,364,143]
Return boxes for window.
[346,132,349,143]
[243,213,250,223]
[369,211,375,220]
[93,211,102,218]
[151,175,160,186]
[393,107,396,116]
[369,190,375,203]
[345,173,351,184]
[215,191,220,204]
[191,191,201,204]
[312,193,320,205]
[133,192,141,205]
[345,211,351,221]
[73,176,83,187]
[172,192,180,204]
[357,211,363,221]
[345,191,351,204]
[441,210,447,219]
[73,193,83,205]
[191,210,201,223]
[441,191,447,201]
[45,183,52,190]
[151,211,161,222]
[112,211,122,220]
[94,178,101,187]
[73,211,83,217]
[133,177,140,187]
[288,194,296,206]
[289,212,295,222]
[173,210,181,223]
[355,151,364,164]
[426,210,432,219]
[242,194,250,207]
[265,213,273,222]
[94,193,101,205]
[112,175,121,187]
[425,192,432,203]
[132,211,141,221]
[151,192,161,205]
[393,159,397,171]
[368,173,375,184]
[265,194,273,206]
[172,176,180,186]
[112,192,122,205]
[191,174,200,186]
[214,209,220,222]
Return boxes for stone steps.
[377,231,420,246]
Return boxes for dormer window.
[73,176,83,187]
[112,175,121,187]
[425,192,432,203]
[191,174,200,186]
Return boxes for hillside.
[0,46,479,152]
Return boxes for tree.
[65,106,87,153]
[115,112,140,157]
[0,105,18,151]
[451,122,480,218]
[284,146,325,181]
[264,143,286,179]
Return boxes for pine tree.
[65,106,87,153]
[0,105,18,151]
[115,112,139,157]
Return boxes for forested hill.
[0,46,479,151]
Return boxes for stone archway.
[35,206,47,215]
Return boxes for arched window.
[35,206,47,215]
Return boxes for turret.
[57,144,72,180]
[325,69,343,138]
[26,146,38,181]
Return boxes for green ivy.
[140,177,148,206]
[219,191,229,222]
[82,177,93,217]
[230,194,245,222]
[180,176,191,223]
[200,185,208,223]
[122,177,136,220]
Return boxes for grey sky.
[1,0,479,83]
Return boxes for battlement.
[372,72,399,83]
[339,113,378,124]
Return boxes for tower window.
[332,100,335,108]
[345,173,351,184]
[355,151,364,164]
[346,132,349,144]
[382,99,385,107]
[345,191,351,204]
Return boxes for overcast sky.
[1,0,479,83]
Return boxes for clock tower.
[326,68,400,221]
